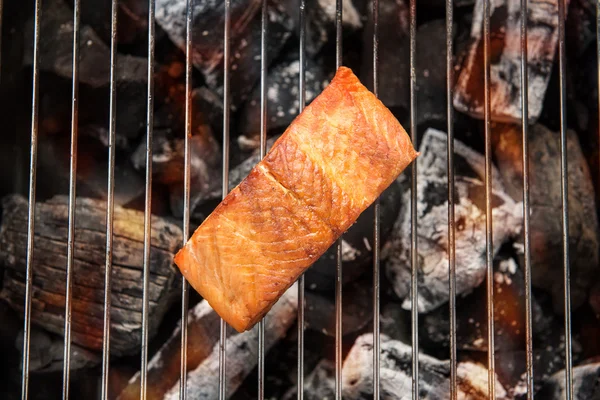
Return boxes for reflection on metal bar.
[408,0,419,398]
[140,0,156,397]
[372,0,380,398]
[62,0,81,397]
[220,1,232,399]
[100,1,119,399]
[520,0,534,398]
[334,0,343,398]
[298,1,306,399]
[179,0,194,398]
[21,0,42,398]
[257,0,268,397]
[445,0,457,399]
[556,0,573,398]
[482,0,496,397]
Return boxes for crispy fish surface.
[174,67,418,332]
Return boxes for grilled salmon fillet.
[174,66,418,332]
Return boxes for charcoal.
[380,302,411,343]
[161,284,298,400]
[566,0,597,59]
[14,326,99,373]
[360,0,409,109]
[383,128,523,313]
[537,362,600,399]
[237,50,330,145]
[282,360,335,400]
[194,86,225,137]
[279,0,363,57]
[453,0,565,124]
[118,300,227,399]
[591,282,600,316]
[305,280,372,337]
[492,123,599,313]
[156,0,293,110]
[23,0,147,89]
[36,134,145,206]
[342,334,509,399]
[0,195,182,357]
[421,255,545,352]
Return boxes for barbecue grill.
[0,0,596,399]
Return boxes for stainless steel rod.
[257,0,268,397]
[334,0,343,398]
[219,1,232,399]
[179,0,194,398]
[445,0,457,399]
[21,0,42,397]
[297,1,306,399]
[557,0,573,397]
[62,0,81,397]
[520,0,534,398]
[408,0,419,398]
[100,1,119,398]
[140,0,156,397]
[483,0,496,397]
[372,0,381,398]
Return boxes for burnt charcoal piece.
[160,285,298,400]
[118,300,226,400]
[360,0,409,109]
[383,128,523,313]
[282,360,335,400]
[305,280,372,337]
[280,0,363,57]
[420,255,544,352]
[492,123,599,313]
[453,0,564,123]
[14,325,99,373]
[0,195,182,357]
[566,0,597,59]
[537,362,600,399]
[237,51,329,144]
[193,87,225,137]
[36,134,145,206]
[591,282,600,316]
[156,0,293,110]
[342,334,509,399]
[23,0,147,89]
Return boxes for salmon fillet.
[174,66,418,332]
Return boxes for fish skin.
[175,66,418,332]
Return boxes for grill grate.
[9,0,582,399]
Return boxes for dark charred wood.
[304,280,372,337]
[0,195,182,356]
[237,50,329,146]
[566,0,597,59]
[282,360,335,400]
[384,128,522,313]
[591,282,600,316]
[420,254,544,353]
[453,0,565,124]
[23,0,147,89]
[279,0,363,57]
[492,123,599,313]
[342,334,510,399]
[35,134,145,206]
[537,362,600,399]
[155,0,293,110]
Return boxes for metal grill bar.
[482,0,496,397]
[179,0,195,398]
[334,0,343,399]
[257,0,268,397]
[445,0,457,399]
[100,1,119,399]
[297,2,307,399]
[372,0,381,397]
[556,0,573,397]
[140,0,156,397]
[61,0,81,397]
[408,0,419,397]
[21,0,42,398]
[520,0,535,398]
[220,1,232,399]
